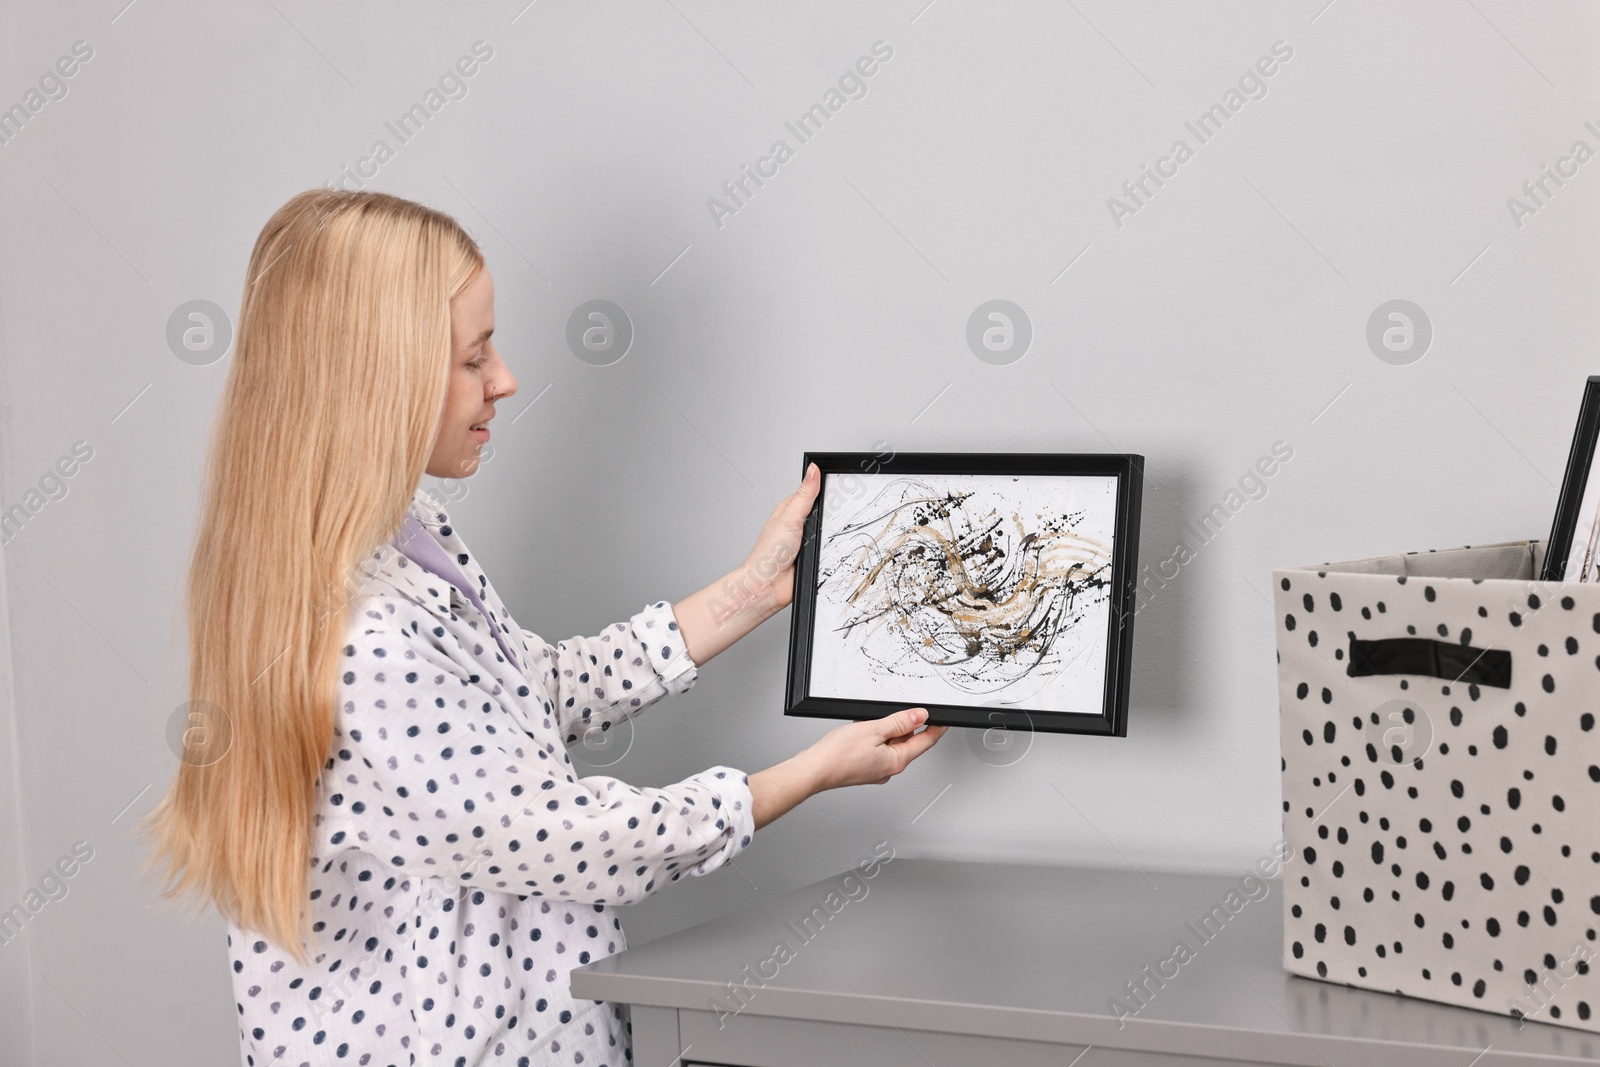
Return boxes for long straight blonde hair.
[144,188,484,962]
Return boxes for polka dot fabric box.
[1272,539,1598,1032]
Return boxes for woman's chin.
[423,452,480,480]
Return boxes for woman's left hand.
[737,462,821,615]
[670,463,823,667]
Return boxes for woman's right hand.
[802,707,948,789]
[748,708,948,830]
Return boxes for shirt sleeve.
[518,599,699,746]
[325,613,753,905]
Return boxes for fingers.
[884,722,946,745]
[887,723,946,765]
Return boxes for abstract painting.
[784,452,1143,737]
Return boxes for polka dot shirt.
[228,487,755,1066]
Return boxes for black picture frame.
[783,451,1143,738]
[1541,376,1600,582]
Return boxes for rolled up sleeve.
[522,599,698,745]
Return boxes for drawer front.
[678,1008,1271,1067]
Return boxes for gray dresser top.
[571,856,1600,1065]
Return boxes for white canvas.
[806,471,1120,715]
[1564,462,1600,581]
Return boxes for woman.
[144,188,947,1067]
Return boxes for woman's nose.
[490,370,516,401]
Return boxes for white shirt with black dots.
[228,486,755,1067]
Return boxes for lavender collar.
[390,511,521,669]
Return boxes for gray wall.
[2,1,1597,1062]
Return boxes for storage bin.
[1273,539,1598,1032]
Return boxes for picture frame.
[1540,375,1600,582]
[783,450,1143,738]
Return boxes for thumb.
[879,707,928,738]
[782,467,820,521]
[765,471,812,524]
[795,462,820,497]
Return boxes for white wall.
[2,1,1597,1062]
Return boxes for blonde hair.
[143,188,484,962]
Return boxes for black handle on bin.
[1346,636,1512,689]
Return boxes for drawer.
[677,1008,1266,1067]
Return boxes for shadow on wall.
[1126,443,1296,719]
[1126,455,1201,718]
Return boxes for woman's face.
[426,264,517,479]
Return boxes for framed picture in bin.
[1541,375,1600,582]
[783,451,1143,737]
